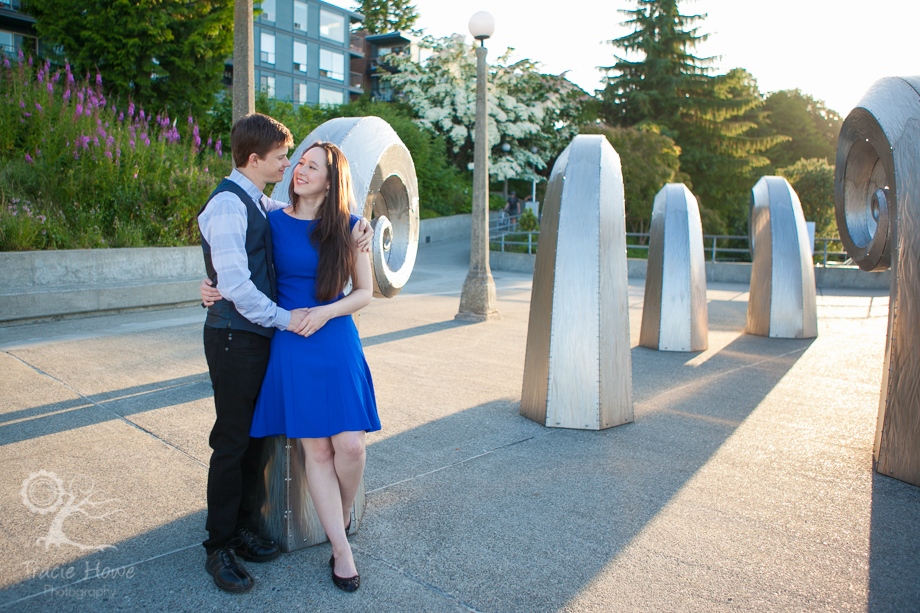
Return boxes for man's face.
[252,144,291,187]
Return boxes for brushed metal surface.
[745,176,818,339]
[520,135,633,430]
[835,76,920,486]
[639,184,708,352]
[252,437,363,552]
[272,116,420,298]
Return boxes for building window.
[258,0,276,22]
[294,1,307,32]
[294,83,307,104]
[293,41,307,73]
[319,49,344,81]
[320,10,345,42]
[260,33,275,65]
[260,75,276,98]
[319,88,343,106]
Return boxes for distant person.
[197,114,373,594]
[504,191,522,228]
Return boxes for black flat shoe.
[230,527,280,563]
[332,569,360,592]
[329,554,360,592]
[205,547,254,593]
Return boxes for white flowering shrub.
[384,34,585,182]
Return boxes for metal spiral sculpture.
[639,183,708,352]
[256,117,420,550]
[520,135,633,430]
[272,116,420,298]
[835,76,920,486]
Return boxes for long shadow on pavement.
[868,472,920,611]
[2,332,843,612]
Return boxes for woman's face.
[293,146,330,200]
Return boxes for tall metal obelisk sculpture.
[520,135,633,430]
[835,76,920,486]
[639,183,708,352]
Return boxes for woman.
[252,141,379,592]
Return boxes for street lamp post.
[232,0,256,127]
[457,11,498,322]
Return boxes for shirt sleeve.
[198,193,292,330]
[263,195,292,213]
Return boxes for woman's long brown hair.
[288,142,357,303]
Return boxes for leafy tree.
[601,0,782,233]
[582,124,685,234]
[355,0,418,34]
[755,89,842,170]
[777,158,837,239]
[385,34,586,184]
[24,0,233,117]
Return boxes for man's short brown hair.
[230,113,294,168]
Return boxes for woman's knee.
[333,432,366,461]
[302,438,335,465]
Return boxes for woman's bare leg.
[331,430,366,528]
[302,437,357,578]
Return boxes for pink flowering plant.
[0,54,230,250]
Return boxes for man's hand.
[201,279,222,307]
[353,217,374,253]
[287,308,310,333]
[297,305,334,337]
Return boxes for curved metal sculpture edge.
[746,176,818,339]
[835,76,920,486]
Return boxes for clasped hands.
[199,281,333,338]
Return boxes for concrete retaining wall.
[418,212,501,245]
[0,212,491,325]
[0,248,205,324]
[490,250,890,290]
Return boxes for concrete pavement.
[0,237,917,612]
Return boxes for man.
[504,191,522,229]
[197,113,372,593]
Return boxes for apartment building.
[252,0,364,106]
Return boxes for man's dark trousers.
[202,326,271,553]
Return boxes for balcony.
[349,33,364,57]
[349,71,363,92]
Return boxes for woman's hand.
[297,305,335,337]
[201,279,222,307]
[352,218,374,253]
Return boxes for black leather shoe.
[230,527,280,563]
[205,547,253,593]
[329,554,360,592]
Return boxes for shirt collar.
[229,169,267,205]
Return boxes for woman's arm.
[297,248,373,337]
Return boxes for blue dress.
[250,211,380,439]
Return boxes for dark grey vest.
[199,179,277,338]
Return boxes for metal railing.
[490,230,851,266]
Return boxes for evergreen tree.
[601,0,712,130]
[601,0,781,233]
[357,0,419,34]
[25,0,233,117]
